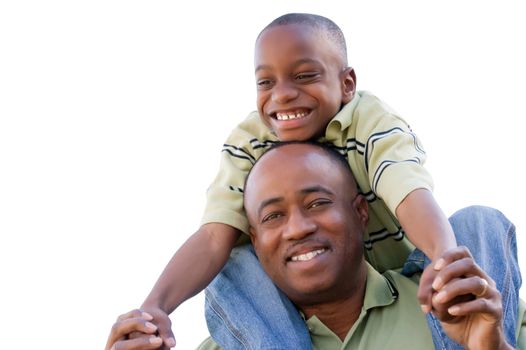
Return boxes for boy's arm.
[140,222,241,348]
[396,188,456,261]
[396,188,457,311]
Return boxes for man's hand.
[430,247,513,350]
[105,309,163,350]
[136,305,176,350]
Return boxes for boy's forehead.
[257,23,322,48]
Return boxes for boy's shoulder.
[226,111,278,146]
[352,91,412,127]
[355,91,401,118]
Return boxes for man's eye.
[257,79,272,88]
[308,199,332,209]
[262,212,282,223]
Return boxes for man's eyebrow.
[300,185,334,196]
[257,196,284,217]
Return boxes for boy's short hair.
[259,13,348,65]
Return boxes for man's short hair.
[244,140,357,194]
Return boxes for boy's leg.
[403,205,522,350]
[204,244,312,350]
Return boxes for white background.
[1,1,524,349]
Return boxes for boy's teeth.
[276,111,307,121]
[291,249,326,262]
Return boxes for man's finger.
[112,335,163,350]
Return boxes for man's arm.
[140,223,241,349]
[396,188,457,311]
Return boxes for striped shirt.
[201,91,433,272]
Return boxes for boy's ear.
[341,67,357,104]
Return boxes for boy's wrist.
[430,243,457,262]
[142,295,172,314]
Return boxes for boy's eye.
[295,72,318,81]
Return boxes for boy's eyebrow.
[255,58,322,74]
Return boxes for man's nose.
[271,81,299,104]
[283,207,317,241]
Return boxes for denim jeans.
[204,206,522,349]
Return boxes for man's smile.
[290,248,327,262]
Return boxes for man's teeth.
[276,111,307,121]
[291,249,326,262]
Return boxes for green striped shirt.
[202,91,432,271]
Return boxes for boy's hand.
[417,263,438,315]
[430,247,512,350]
[105,309,163,350]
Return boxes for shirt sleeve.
[200,112,272,235]
[360,107,434,216]
[195,337,223,350]
[517,298,526,347]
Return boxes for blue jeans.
[205,206,522,349]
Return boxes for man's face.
[254,24,355,141]
[244,144,368,306]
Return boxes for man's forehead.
[252,143,332,176]
[247,144,340,192]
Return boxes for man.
[106,142,525,349]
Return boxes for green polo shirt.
[196,264,433,350]
[201,91,432,272]
[196,264,526,350]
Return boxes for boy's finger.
[117,309,143,322]
[417,266,437,312]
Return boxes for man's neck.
[300,263,367,341]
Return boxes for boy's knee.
[449,205,515,248]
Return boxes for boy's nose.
[283,207,317,241]
[271,82,299,104]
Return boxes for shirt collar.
[305,262,398,333]
[323,91,362,142]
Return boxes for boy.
[138,13,519,349]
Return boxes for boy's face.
[254,24,355,141]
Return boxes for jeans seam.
[501,220,516,346]
[205,289,252,350]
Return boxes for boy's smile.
[254,23,355,141]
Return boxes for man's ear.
[248,227,258,249]
[353,194,369,228]
[341,67,357,104]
